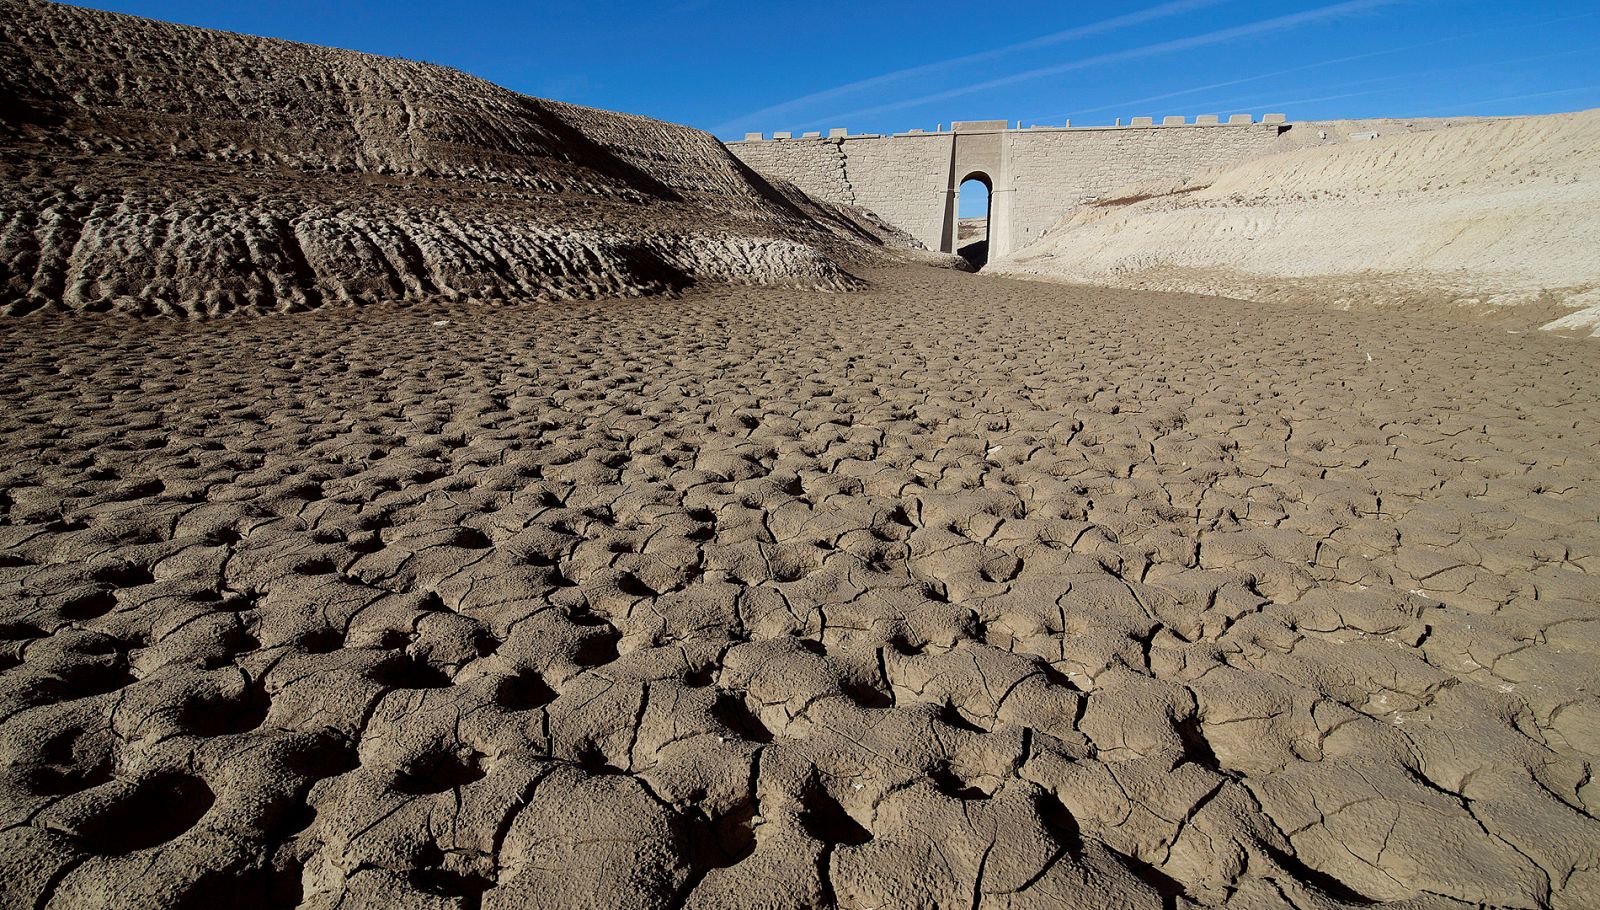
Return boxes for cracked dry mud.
[1,265,1597,910]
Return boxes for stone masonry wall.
[734,134,957,251]
[1004,126,1282,249]
[729,116,1493,254]
[733,137,855,206]
[841,135,955,250]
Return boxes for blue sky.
[74,0,1600,144]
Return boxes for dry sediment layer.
[991,110,1600,333]
[0,0,887,317]
[1,265,1596,908]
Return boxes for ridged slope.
[0,0,872,316]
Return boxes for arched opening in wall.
[956,173,992,270]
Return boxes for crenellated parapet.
[734,113,1289,143]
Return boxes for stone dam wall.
[729,115,1493,257]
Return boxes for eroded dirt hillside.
[0,0,888,316]
[991,110,1600,334]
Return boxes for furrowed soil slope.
[991,110,1600,334]
[0,0,887,317]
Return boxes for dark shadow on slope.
[1259,843,1379,905]
[525,101,686,203]
[723,155,834,225]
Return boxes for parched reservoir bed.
[1,265,1596,909]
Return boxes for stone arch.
[955,171,993,269]
[939,123,1013,259]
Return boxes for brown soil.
[2,264,1596,908]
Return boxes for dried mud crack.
[1,265,1597,909]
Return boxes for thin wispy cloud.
[1035,9,1598,125]
[1226,80,1600,118]
[1219,87,1399,111]
[1047,57,1402,124]
[1057,39,1473,122]
[711,0,1233,133]
[1170,45,1599,121]
[1418,83,1600,114]
[806,0,1406,128]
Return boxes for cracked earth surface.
[0,265,1597,909]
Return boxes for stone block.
[742,132,763,141]
[1130,116,1154,127]
[1228,114,1253,124]
[828,127,847,138]
[1162,115,1186,126]
[1263,113,1287,123]
[772,131,792,140]
[801,131,821,139]
[1195,115,1219,125]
